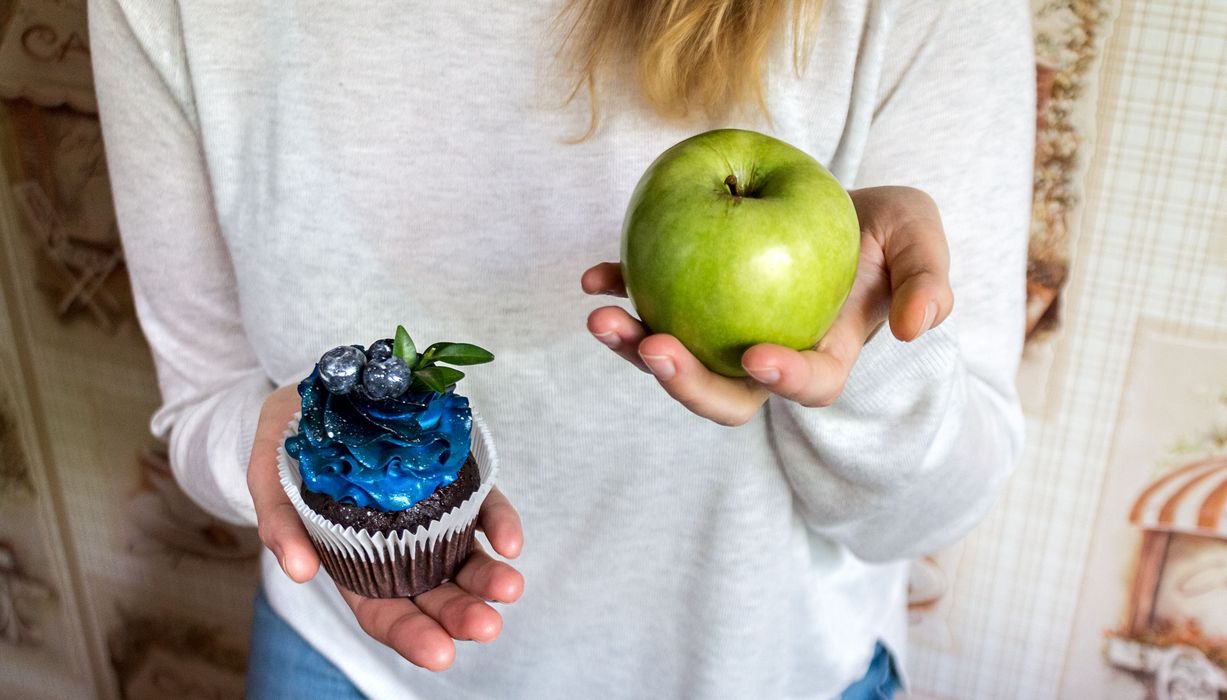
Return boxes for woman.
[92,0,1033,697]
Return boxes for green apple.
[621,128,860,377]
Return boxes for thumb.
[854,187,954,341]
[247,385,320,583]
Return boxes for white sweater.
[91,1,1033,697]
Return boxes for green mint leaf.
[393,325,416,362]
[430,342,494,366]
[417,342,444,368]
[412,366,465,393]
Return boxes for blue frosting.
[284,367,473,511]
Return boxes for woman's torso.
[183,1,906,697]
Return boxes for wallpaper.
[909,1,1227,698]
[0,1,258,698]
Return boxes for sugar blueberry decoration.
[318,345,366,394]
[367,338,394,361]
[362,356,412,399]
[313,325,495,401]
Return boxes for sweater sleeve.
[767,0,1033,561]
[91,0,270,525]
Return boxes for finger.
[882,224,953,342]
[477,487,523,559]
[741,251,889,406]
[413,582,503,643]
[742,304,875,407]
[255,501,319,583]
[586,305,650,372]
[339,587,455,671]
[454,544,525,604]
[741,342,854,408]
[580,262,627,297]
[637,334,768,427]
[248,392,319,583]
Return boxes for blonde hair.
[556,0,815,137]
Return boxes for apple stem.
[724,174,742,203]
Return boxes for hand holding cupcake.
[281,325,499,597]
[245,326,523,670]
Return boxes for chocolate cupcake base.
[278,412,500,600]
[316,519,479,598]
[303,457,482,597]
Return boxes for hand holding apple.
[620,129,861,377]
[583,184,954,426]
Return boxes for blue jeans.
[839,642,900,699]
[246,589,897,699]
[247,589,366,699]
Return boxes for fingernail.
[745,365,781,385]
[919,301,938,336]
[593,331,621,349]
[641,354,676,381]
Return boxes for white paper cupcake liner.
[277,410,499,597]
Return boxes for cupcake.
[278,325,498,598]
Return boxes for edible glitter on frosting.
[285,367,472,511]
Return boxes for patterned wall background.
[0,1,1222,698]
[910,1,1227,699]
[0,1,258,698]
